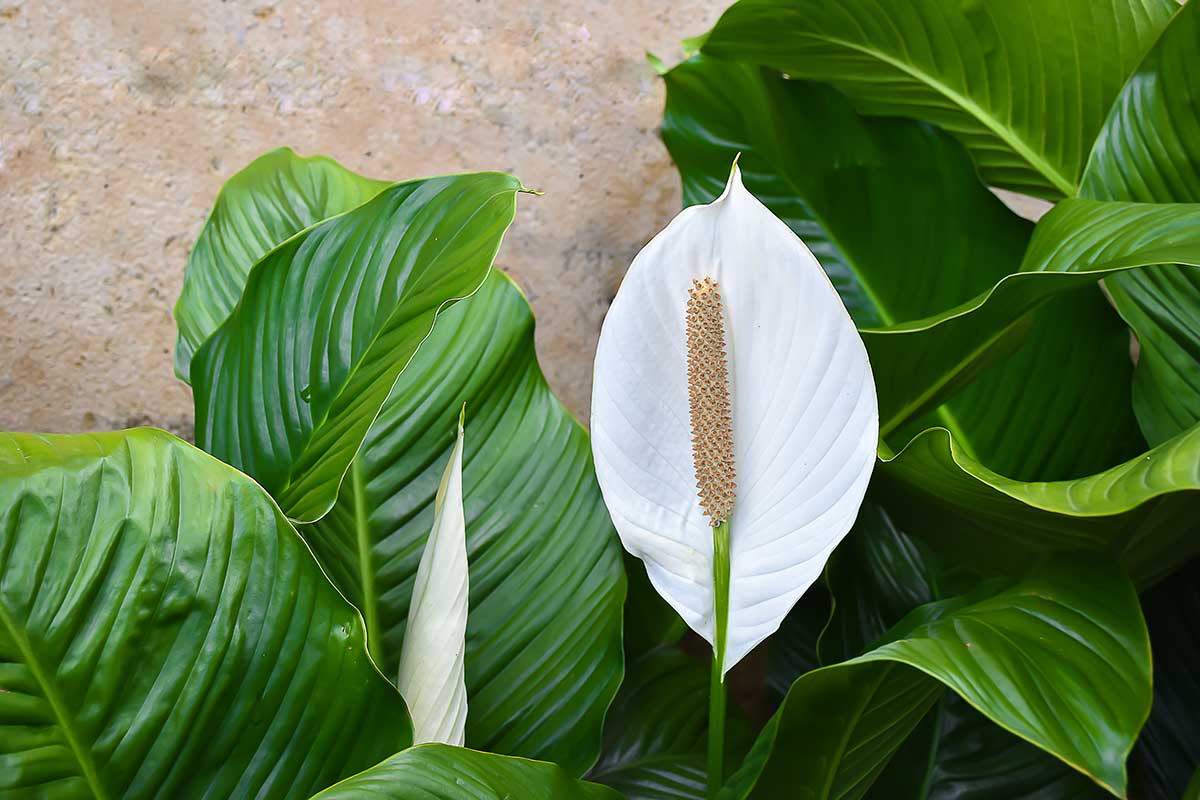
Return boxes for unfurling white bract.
[590,164,878,676]
[396,410,470,745]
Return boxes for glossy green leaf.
[724,558,1150,799]
[820,502,1105,800]
[622,553,687,661]
[873,693,1108,800]
[191,172,523,523]
[0,429,411,799]
[174,147,389,381]
[659,53,1144,475]
[764,584,829,701]
[661,54,1031,331]
[311,744,621,800]
[1129,558,1200,799]
[864,199,1200,439]
[700,0,1176,198]
[304,272,624,774]
[1080,0,1200,445]
[878,423,1200,583]
[818,500,938,665]
[590,647,753,800]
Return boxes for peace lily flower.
[590,164,877,792]
[396,409,469,746]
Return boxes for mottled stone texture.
[0,0,724,435]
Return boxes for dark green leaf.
[623,553,687,661]
[1080,0,1200,445]
[873,694,1108,800]
[661,55,1031,330]
[700,0,1176,198]
[863,199,1200,439]
[590,647,753,800]
[878,423,1200,584]
[819,500,938,665]
[304,273,624,774]
[191,172,523,523]
[0,429,411,799]
[824,500,1104,799]
[310,744,621,800]
[1129,558,1200,800]
[174,147,389,380]
[725,558,1150,799]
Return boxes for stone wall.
[0,0,724,435]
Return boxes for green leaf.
[699,0,1176,198]
[661,54,1032,330]
[873,694,1108,800]
[818,499,939,665]
[590,647,753,800]
[1080,0,1200,445]
[725,558,1150,799]
[0,429,411,799]
[622,553,687,661]
[820,502,1105,800]
[659,54,1145,478]
[174,148,389,381]
[191,172,523,523]
[310,744,621,800]
[303,272,624,775]
[1129,558,1200,799]
[878,423,1200,584]
[864,199,1200,439]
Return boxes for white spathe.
[591,166,878,676]
[396,413,469,745]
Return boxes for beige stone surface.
[0,0,725,436]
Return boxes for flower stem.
[708,518,731,799]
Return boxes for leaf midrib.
[777,31,1077,197]
[351,457,383,668]
[0,599,111,800]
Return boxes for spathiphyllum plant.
[590,164,878,796]
[2,1,1199,798]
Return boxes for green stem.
[708,519,731,800]
[352,457,382,666]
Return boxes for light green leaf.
[0,429,411,799]
[700,0,1176,198]
[305,272,624,775]
[174,147,389,380]
[396,414,468,747]
[310,744,621,800]
[1080,0,1200,445]
[725,558,1150,799]
[191,172,523,523]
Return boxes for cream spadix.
[591,165,878,675]
[396,410,469,745]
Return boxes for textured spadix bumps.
[591,166,878,674]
